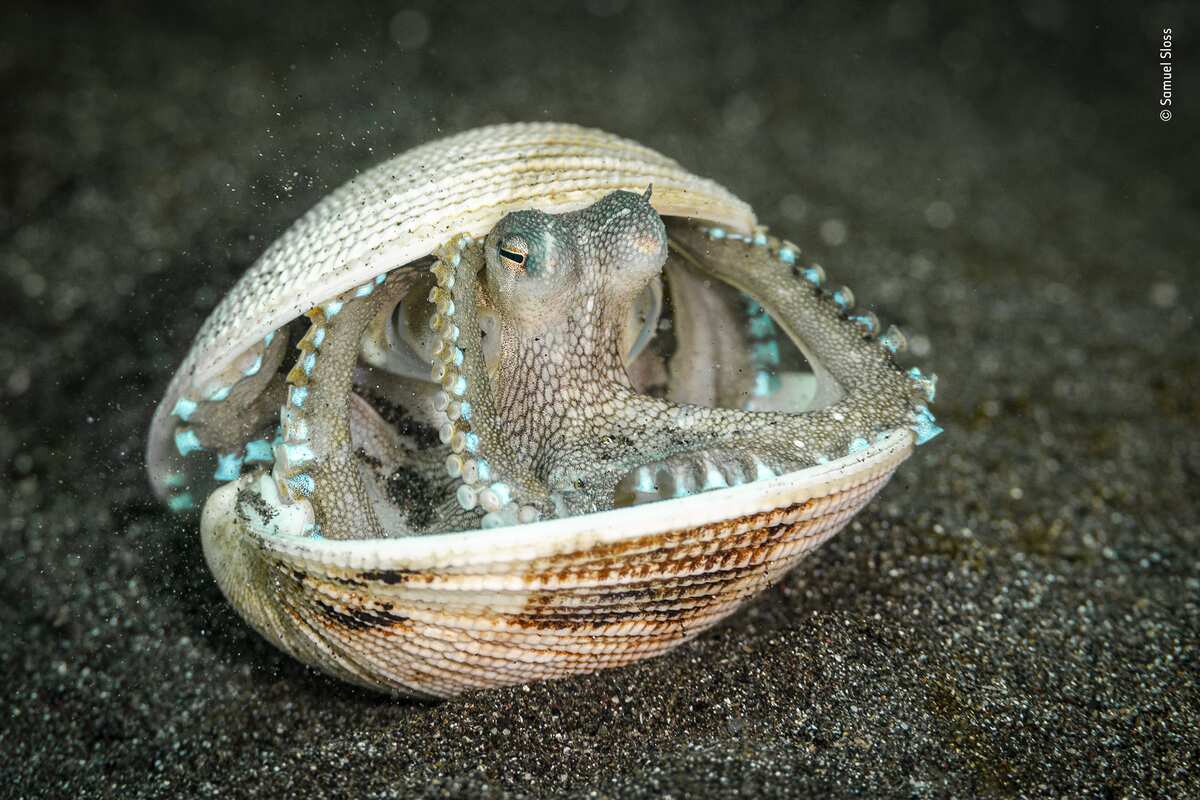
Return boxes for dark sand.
[2,2,1197,797]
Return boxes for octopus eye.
[497,238,528,272]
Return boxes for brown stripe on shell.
[229,468,896,698]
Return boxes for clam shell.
[151,122,920,698]
[203,429,912,698]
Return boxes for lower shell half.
[201,428,912,699]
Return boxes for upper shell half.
[147,122,755,498]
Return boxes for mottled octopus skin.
[148,122,940,698]
[444,193,919,519]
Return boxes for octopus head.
[483,188,666,336]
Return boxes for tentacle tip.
[213,452,245,482]
[167,493,195,513]
[171,397,198,421]
[911,405,944,445]
[832,286,856,311]
[475,458,492,482]
[880,324,907,354]
[244,439,274,464]
[456,484,478,511]
[280,406,309,442]
[752,371,781,397]
[174,428,204,457]
[288,385,308,408]
[849,311,880,337]
[908,367,938,403]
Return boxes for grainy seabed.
[1,2,1197,798]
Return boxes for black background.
[1,2,1196,797]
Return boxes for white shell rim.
[209,428,914,571]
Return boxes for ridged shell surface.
[202,429,912,698]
